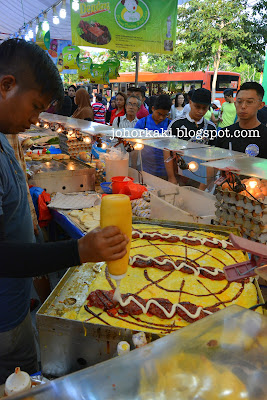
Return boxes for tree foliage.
[175,0,266,98]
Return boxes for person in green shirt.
[217,89,236,128]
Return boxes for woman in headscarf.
[106,96,116,124]
[72,88,94,121]
[68,84,78,115]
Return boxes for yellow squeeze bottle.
[100,194,132,280]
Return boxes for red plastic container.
[111,176,134,194]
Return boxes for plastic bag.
[119,182,147,200]
[30,186,52,227]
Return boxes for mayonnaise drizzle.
[114,287,213,320]
[132,230,231,249]
[129,255,223,277]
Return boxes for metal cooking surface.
[27,159,90,173]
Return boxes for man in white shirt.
[112,95,141,128]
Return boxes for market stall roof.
[0,0,72,43]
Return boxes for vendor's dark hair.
[0,39,63,105]
[224,88,234,97]
[238,81,264,100]
[154,94,172,111]
[175,92,185,107]
[68,84,77,92]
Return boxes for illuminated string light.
[15,1,69,40]
[133,142,144,151]
[28,23,34,39]
[72,0,80,12]
[248,180,258,189]
[83,136,92,144]
[60,0,67,18]
[188,161,199,172]
[53,7,60,25]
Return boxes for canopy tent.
[0,0,72,43]
[0,0,189,44]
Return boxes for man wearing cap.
[168,88,216,141]
[167,88,217,190]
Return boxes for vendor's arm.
[0,226,128,278]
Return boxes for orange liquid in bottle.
[100,194,132,279]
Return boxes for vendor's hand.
[78,226,129,263]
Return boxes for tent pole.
[135,52,140,86]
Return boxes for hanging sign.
[71,0,178,54]
[36,23,50,50]
[62,45,80,69]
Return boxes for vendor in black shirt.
[215,82,267,159]
[168,88,217,142]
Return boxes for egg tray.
[216,189,266,213]
[215,188,267,244]
[215,202,267,226]
[59,132,92,157]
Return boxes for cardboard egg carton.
[59,132,91,156]
[215,187,267,244]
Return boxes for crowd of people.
[46,78,267,187]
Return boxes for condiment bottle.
[100,194,132,280]
[117,341,130,356]
[4,367,31,396]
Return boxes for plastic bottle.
[5,367,31,396]
[117,341,130,356]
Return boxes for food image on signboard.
[78,20,111,45]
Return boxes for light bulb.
[188,161,199,172]
[60,0,67,18]
[72,0,80,12]
[42,20,50,32]
[44,123,49,129]
[101,142,107,149]
[60,8,67,18]
[83,137,91,144]
[53,7,59,25]
[134,142,144,151]
[57,127,62,133]
[53,15,59,25]
[42,13,49,32]
[248,180,258,189]
[36,122,40,127]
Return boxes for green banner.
[71,0,178,54]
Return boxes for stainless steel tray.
[37,219,261,378]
